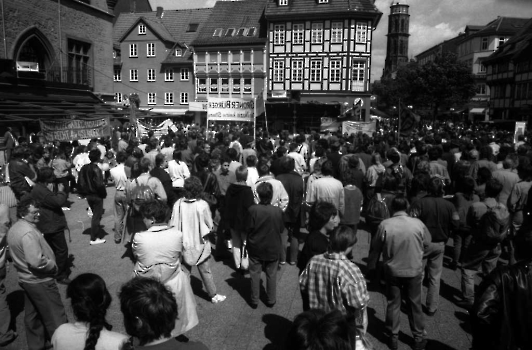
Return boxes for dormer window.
[138,24,146,35]
[226,28,235,37]
[213,28,223,37]
[174,48,182,57]
[279,0,288,5]
[236,28,246,36]
[247,27,256,37]
[317,0,328,3]
[187,23,199,32]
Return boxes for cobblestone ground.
[2,187,473,350]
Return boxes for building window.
[174,48,182,57]
[213,28,223,37]
[481,37,488,50]
[180,68,190,81]
[274,24,285,45]
[352,60,365,91]
[247,27,256,37]
[180,92,189,104]
[114,69,121,81]
[310,60,322,82]
[273,60,284,82]
[233,78,241,93]
[331,22,343,43]
[148,93,156,105]
[165,92,174,105]
[311,23,323,44]
[236,28,246,36]
[221,78,229,93]
[130,69,138,81]
[67,39,91,85]
[279,0,288,5]
[226,28,235,37]
[477,83,487,95]
[244,78,252,94]
[129,44,137,57]
[292,59,303,82]
[164,69,174,81]
[210,78,218,93]
[356,22,367,43]
[318,0,329,3]
[497,37,507,49]
[330,59,341,82]
[293,23,304,44]
[115,92,122,103]
[147,69,156,82]
[187,23,199,32]
[197,78,207,93]
[479,62,486,73]
[138,24,146,35]
[147,43,155,57]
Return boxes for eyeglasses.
[28,210,40,216]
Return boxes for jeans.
[86,195,104,241]
[20,280,67,350]
[461,243,501,304]
[183,255,217,298]
[43,230,69,280]
[114,191,128,241]
[385,273,425,342]
[0,266,16,345]
[231,229,246,269]
[280,223,299,263]
[423,241,445,313]
[453,229,472,263]
[249,256,278,305]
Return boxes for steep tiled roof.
[468,17,529,38]
[265,0,381,21]
[113,7,212,45]
[190,0,268,47]
[484,17,532,64]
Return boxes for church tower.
[383,1,410,78]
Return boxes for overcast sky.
[153,0,531,82]
[371,0,532,82]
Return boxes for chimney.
[130,0,136,13]
[156,6,164,19]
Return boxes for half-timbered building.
[264,0,382,128]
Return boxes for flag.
[254,89,265,117]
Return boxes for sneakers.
[211,294,226,304]
[90,238,106,245]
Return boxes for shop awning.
[469,108,487,114]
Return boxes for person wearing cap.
[0,203,17,346]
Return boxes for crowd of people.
[0,120,531,350]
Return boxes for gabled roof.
[113,7,212,45]
[117,16,174,43]
[484,17,532,64]
[265,0,382,24]
[161,43,193,65]
[191,0,268,47]
[465,17,529,40]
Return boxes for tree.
[373,53,476,120]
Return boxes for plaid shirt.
[300,252,369,316]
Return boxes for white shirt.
[109,163,128,191]
[52,322,128,350]
[167,160,190,188]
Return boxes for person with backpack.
[78,148,108,245]
[364,153,385,211]
[409,177,459,316]
[457,178,510,310]
[385,148,412,196]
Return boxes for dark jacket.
[8,159,36,198]
[225,183,254,232]
[150,167,175,205]
[30,183,68,234]
[409,195,458,243]
[78,163,106,198]
[246,204,284,261]
[472,260,532,350]
[298,230,328,272]
[276,171,304,224]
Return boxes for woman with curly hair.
[52,273,127,350]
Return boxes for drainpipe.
[1,0,7,58]
[58,0,63,82]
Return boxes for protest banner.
[40,117,111,142]
[342,121,376,137]
[207,97,254,122]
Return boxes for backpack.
[479,203,509,245]
[365,193,390,226]
[127,177,155,211]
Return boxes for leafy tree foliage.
[373,53,476,119]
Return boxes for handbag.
[240,242,249,270]
[201,173,218,206]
